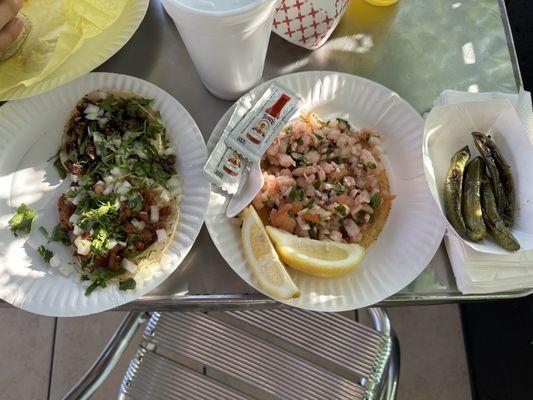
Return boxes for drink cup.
[161,0,281,100]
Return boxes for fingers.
[0,0,23,31]
[0,16,23,53]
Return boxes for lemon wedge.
[265,226,365,278]
[241,206,300,299]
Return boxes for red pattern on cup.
[272,0,350,50]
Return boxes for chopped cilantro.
[336,118,351,129]
[315,134,325,141]
[335,205,347,216]
[119,278,136,291]
[53,157,67,179]
[98,95,116,111]
[313,181,321,189]
[9,204,36,237]
[39,226,49,238]
[370,193,382,209]
[80,275,90,281]
[303,198,315,209]
[79,138,88,156]
[288,187,304,202]
[90,228,109,257]
[79,201,118,229]
[130,197,143,213]
[296,138,303,145]
[37,246,53,263]
[366,162,376,169]
[327,180,346,194]
[84,281,99,296]
[51,225,71,246]
[84,268,127,296]
[309,224,317,239]
[126,98,153,116]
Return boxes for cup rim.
[165,0,275,18]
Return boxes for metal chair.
[63,308,399,400]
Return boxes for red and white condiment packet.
[203,84,301,194]
[272,0,350,50]
[203,108,249,195]
[225,84,300,162]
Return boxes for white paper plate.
[0,72,209,316]
[205,71,446,311]
[424,99,533,254]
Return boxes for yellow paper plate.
[0,0,149,101]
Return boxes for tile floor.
[0,304,471,400]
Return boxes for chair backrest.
[118,309,394,400]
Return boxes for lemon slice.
[265,226,365,278]
[241,206,300,299]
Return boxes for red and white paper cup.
[272,0,350,50]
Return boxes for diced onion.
[71,174,79,183]
[75,237,91,256]
[118,241,127,247]
[156,229,167,242]
[163,147,175,156]
[167,176,180,189]
[49,255,61,268]
[131,218,145,231]
[69,213,80,225]
[116,180,132,195]
[111,167,122,176]
[108,238,118,250]
[103,183,114,196]
[73,225,83,236]
[104,175,114,185]
[92,132,104,143]
[58,265,73,277]
[160,189,171,203]
[120,258,137,274]
[150,206,159,223]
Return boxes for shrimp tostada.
[253,113,393,249]
[57,91,181,294]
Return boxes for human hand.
[0,0,23,54]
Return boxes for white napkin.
[434,89,533,294]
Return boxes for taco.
[57,91,181,294]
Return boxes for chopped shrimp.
[330,231,343,242]
[258,113,391,241]
[270,207,296,234]
[316,165,326,181]
[293,165,317,177]
[343,218,360,239]
[278,153,296,168]
[266,143,280,156]
[304,174,315,185]
[279,168,292,177]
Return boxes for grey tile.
[0,308,55,400]
[50,311,144,400]
[386,305,472,400]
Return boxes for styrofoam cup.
[162,0,280,100]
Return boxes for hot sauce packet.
[225,84,301,162]
[204,84,301,194]
[203,108,249,194]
